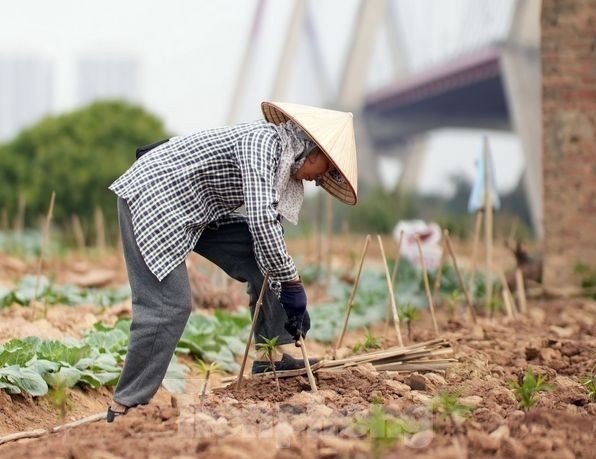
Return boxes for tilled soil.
[0,298,594,458]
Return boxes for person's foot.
[251,353,320,374]
[106,401,131,423]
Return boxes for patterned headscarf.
[271,121,316,224]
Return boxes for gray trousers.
[113,197,292,406]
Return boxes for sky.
[0,0,523,197]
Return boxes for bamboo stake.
[377,235,404,347]
[468,211,483,297]
[497,269,515,318]
[443,230,477,323]
[14,192,26,237]
[432,236,447,305]
[483,137,494,310]
[71,214,86,252]
[390,231,405,286]
[384,230,404,339]
[1,208,8,232]
[515,268,528,314]
[415,235,439,335]
[298,336,318,392]
[33,191,55,304]
[333,234,371,358]
[94,206,106,255]
[501,290,514,319]
[236,272,269,389]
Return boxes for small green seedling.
[580,371,595,402]
[354,402,421,459]
[444,290,461,321]
[430,390,473,431]
[352,328,382,354]
[48,382,72,425]
[508,369,554,411]
[485,296,504,318]
[256,335,280,391]
[398,304,420,342]
[196,360,223,399]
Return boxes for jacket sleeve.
[234,129,298,292]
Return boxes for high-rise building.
[0,56,53,141]
[76,56,140,105]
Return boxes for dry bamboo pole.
[432,236,447,305]
[236,272,269,389]
[13,192,26,237]
[515,268,528,314]
[483,137,494,310]
[298,336,318,392]
[443,230,477,323]
[71,214,86,253]
[33,191,56,304]
[94,206,106,255]
[415,235,439,335]
[383,230,405,338]
[0,412,106,445]
[468,211,483,297]
[1,208,8,232]
[377,235,404,347]
[332,234,371,358]
[497,269,515,318]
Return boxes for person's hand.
[279,278,308,342]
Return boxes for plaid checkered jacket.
[108,120,297,289]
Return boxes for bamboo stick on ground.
[443,230,477,323]
[415,235,439,334]
[236,272,269,389]
[377,235,404,347]
[333,234,371,358]
[0,412,106,445]
[515,268,528,314]
[298,336,318,392]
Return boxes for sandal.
[106,404,130,423]
[251,353,320,375]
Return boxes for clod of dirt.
[405,373,430,391]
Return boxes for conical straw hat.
[261,101,358,205]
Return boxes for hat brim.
[261,101,357,205]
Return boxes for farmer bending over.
[106,101,358,422]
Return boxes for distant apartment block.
[76,56,140,105]
[0,56,53,141]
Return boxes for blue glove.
[280,279,308,342]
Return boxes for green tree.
[0,100,169,233]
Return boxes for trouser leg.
[113,197,192,406]
[193,222,293,345]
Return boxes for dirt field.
[0,295,593,458]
